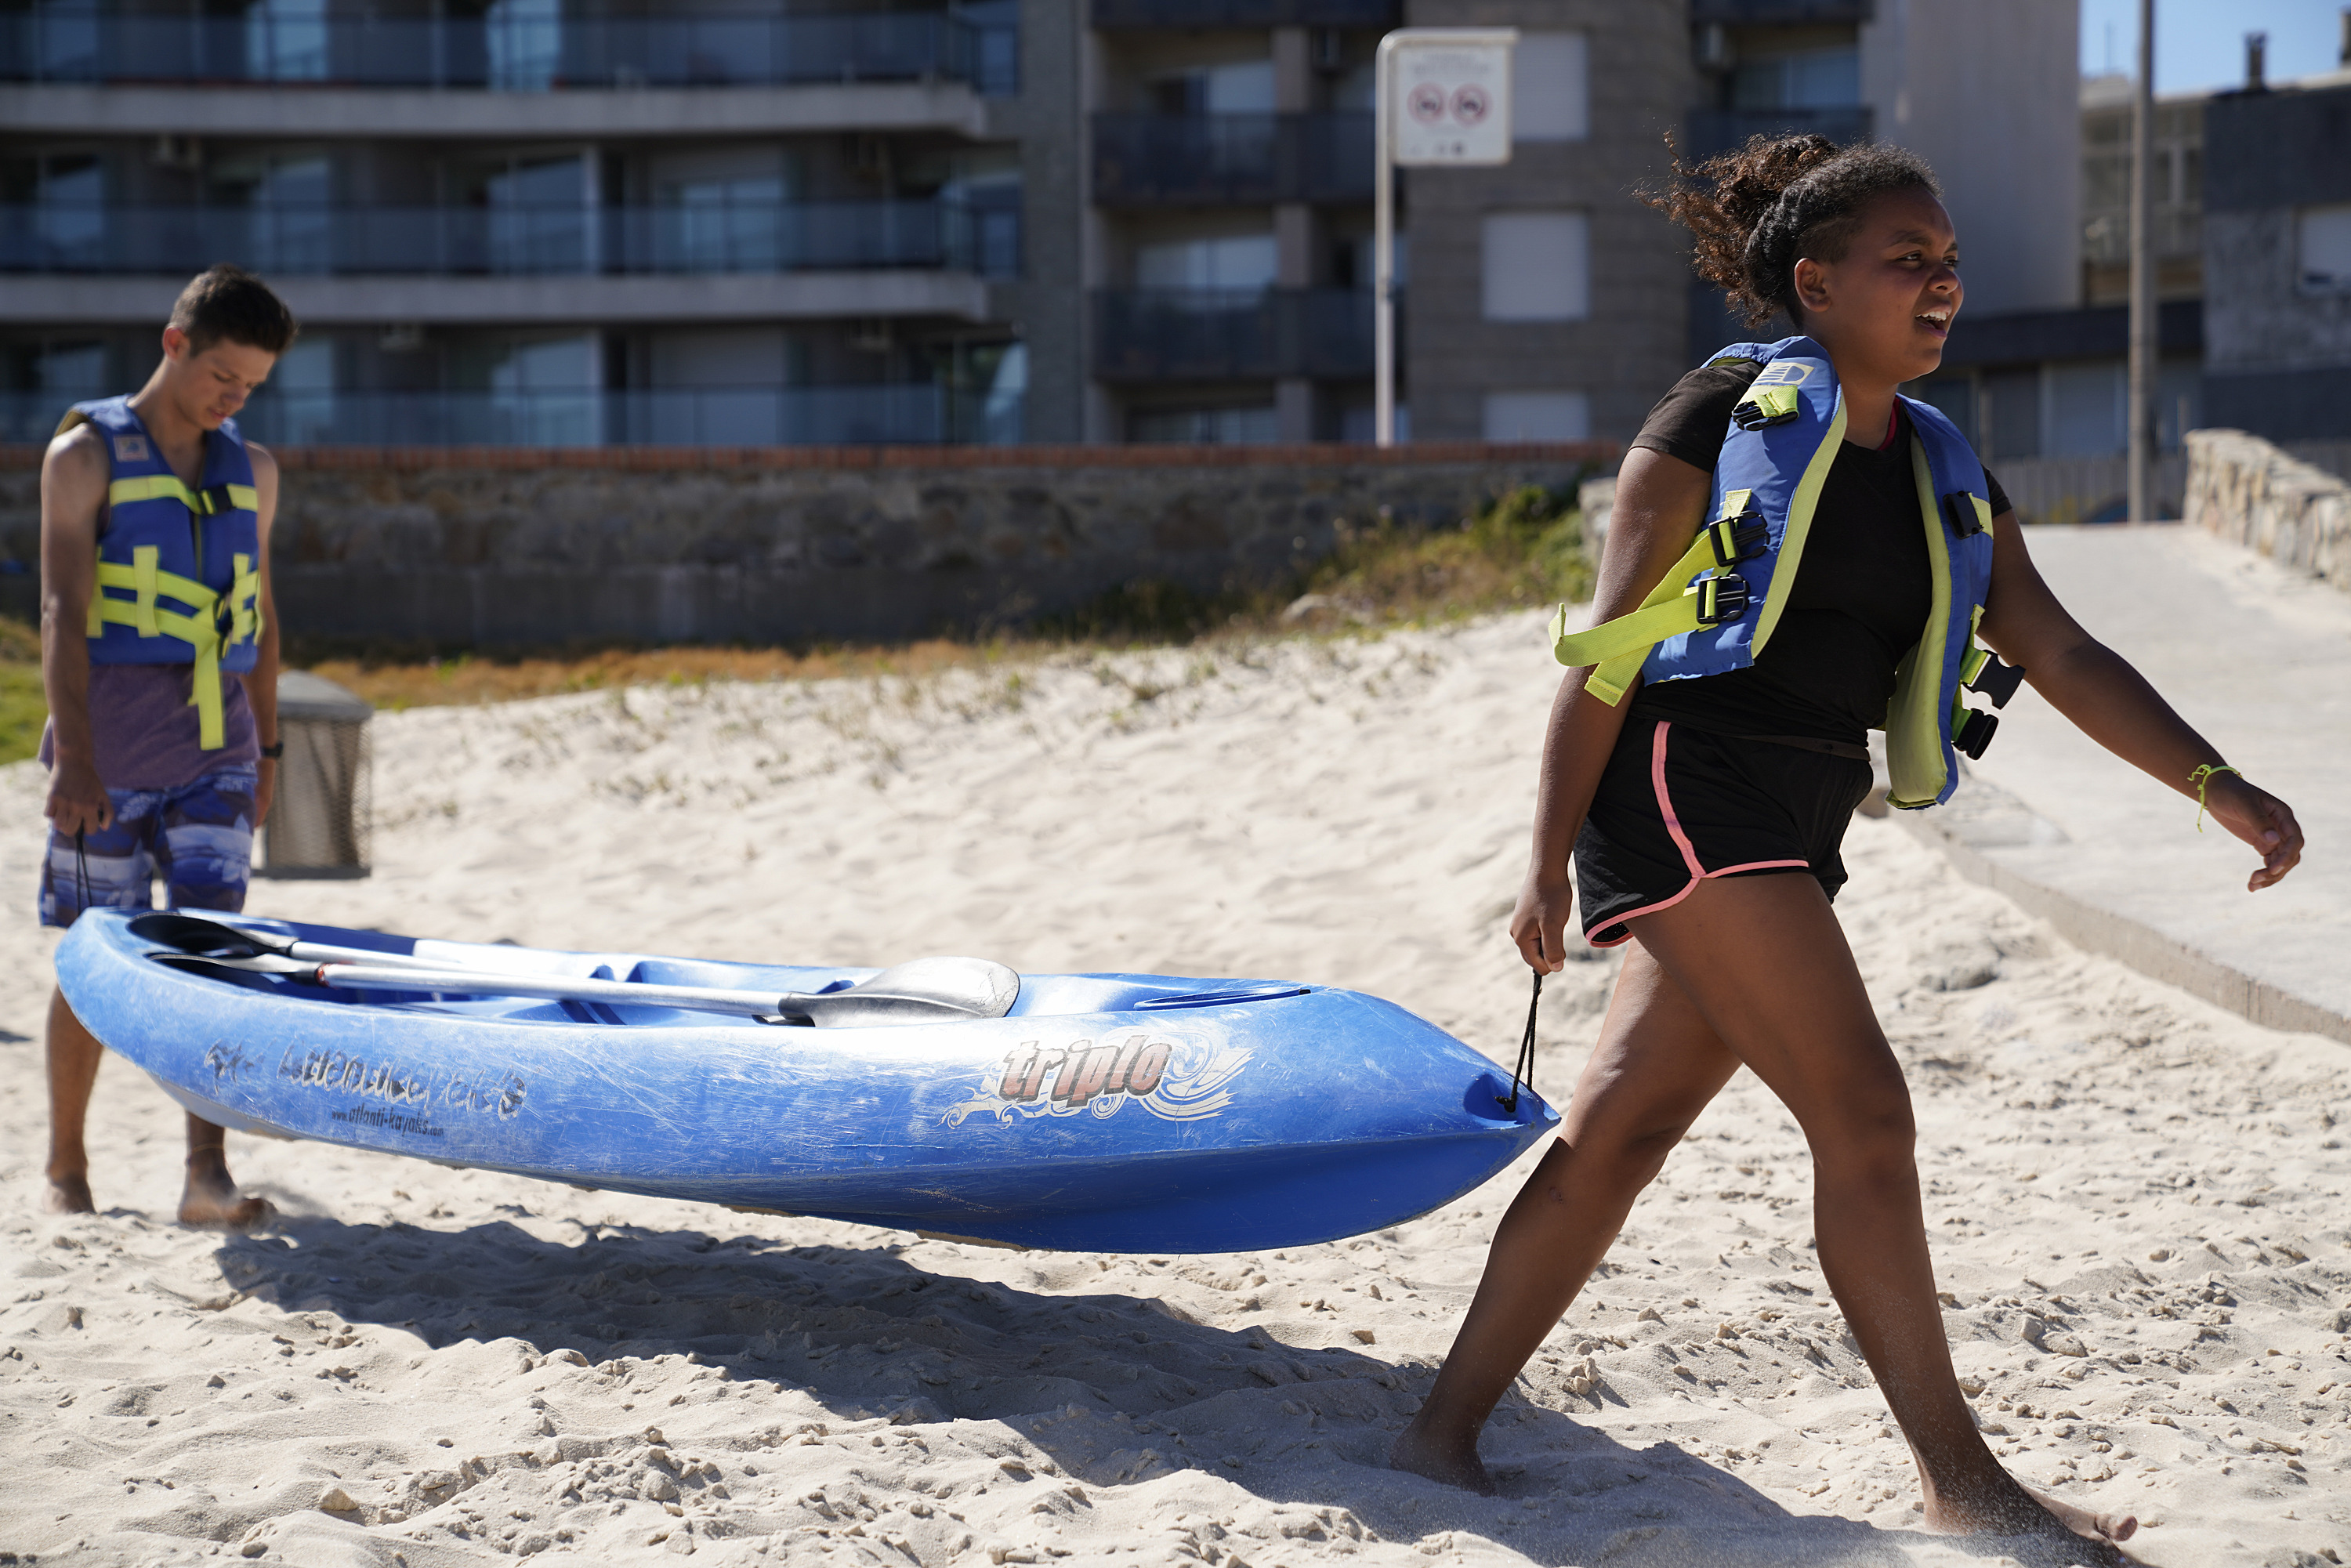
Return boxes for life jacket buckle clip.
[1954,708,1999,760]
[1730,384,1802,430]
[1692,574,1750,626]
[1706,512,1769,568]
[1960,646,2026,708]
[1940,490,1987,538]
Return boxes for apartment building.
[2,1,2081,451]
[0,0,1056,446]
[2202,53,2351,440]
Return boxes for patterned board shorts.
[39,766,259,929]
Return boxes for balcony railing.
[1683,106,1874,161]
[0,386,1020,448]
[1689,1,1873,24]
[1092,113,1373,206]
[1092,0,1395,27]
[0,7,1019,94]
[0,199,1021,278]
[1093,288,1375,382]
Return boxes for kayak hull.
[57,911,1558,1253]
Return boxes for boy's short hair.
[169,266,297,357]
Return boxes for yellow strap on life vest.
[1546,394,1848,707]
[108,473,260,515]
[1883,439,1957,809]
[132,545,161,636]
[1549,527,1726,704]
[230,553,263,646]
[85,552,247,751]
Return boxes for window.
[1132,405,1277,444]
[263,338,339,445]
[1149,60,1274,115]
[485,0,562,91]
[37,340,107,396]
[1731,47,1861,110]
[1511,33,1588,143]
[1481,212,1588,322]
[2045,360,2124,458]
[1909,377,1976,449]
[1483,391,1589,442]
[1136,233,1277,292]
[246,0,328,82]
[484,155,588,274]
[1980,368,2040,462]
[2300,204,2351,292]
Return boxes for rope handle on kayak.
[1501,970,1541,1113]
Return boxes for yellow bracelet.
[2187,763,2241,833]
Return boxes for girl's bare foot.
[2021,1483,2137,1544]
[1924,1474,2139,1564]
[1388,1418,1498,1496]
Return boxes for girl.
[1389,136,2303,1559]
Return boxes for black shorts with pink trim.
[1574,716,1874,947]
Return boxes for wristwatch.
[260,741,284,759]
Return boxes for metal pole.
[2126,0,2156,521]
[1374,32,1396,447]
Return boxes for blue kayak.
[56,910,1556,1253]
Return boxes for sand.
[2,609,2345,1566]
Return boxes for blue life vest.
[59,395,263,751]
[1549,335,2023,809]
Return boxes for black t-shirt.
[1621,359,2012,747]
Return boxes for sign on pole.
[1375,29,1516,447]
[1392,36,1515,166]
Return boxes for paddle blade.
[799,958,1020,1028]
[127,911,278,961]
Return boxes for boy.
[39,265,292,1226]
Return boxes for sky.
[2079,0,2346,92]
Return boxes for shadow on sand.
[205,1211,2089,1566]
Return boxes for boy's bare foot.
[180,1159,273,1229]
[43,1171,95,1214]
[1924,1475,2139,1564]
[1389,1419,1498,1496]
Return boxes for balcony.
[1683,105,1873,161]
[0,199,1021,279]
[1092,113,1372,207]
[1093,288,1374,382]
[1092,0,1396,26]
[0,8,1019,94]
[1689,1,1873,21]
[0,386,1019,448]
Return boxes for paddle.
[129,911,465,972]
[130,912,1020,1027]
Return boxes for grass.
[0,482,1594,734]
[0,616,44,766]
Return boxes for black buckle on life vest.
[1965,650,2027,708]
[1954,708,1999,760]
[1941,491,1986,538]
[1730,397,1799,432]
[1694,574,1750,626]
[1706,511,1769,568]
[194,484,239,516]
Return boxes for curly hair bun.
[1644,134,1939,328]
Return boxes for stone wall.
[0,440,1611,646]
[2186,428,2351,593]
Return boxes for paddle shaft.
[307,961,799,1018]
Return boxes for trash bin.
[259,670,372,879]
